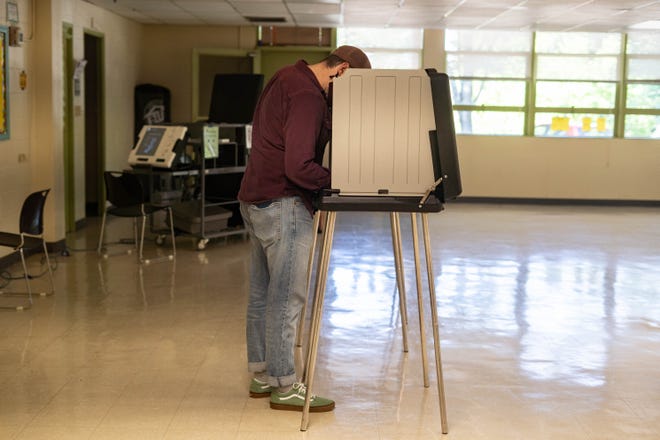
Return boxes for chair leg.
[0,242,54,304]
[41,240,55,296]
[167,207,176,259]
[97,212,107,255]
[100,211,175,265]
[0,249,33,311]
[133,218,140,255]
[18,249,33,308]
[138,215,147,263]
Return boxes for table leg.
[421,213,448,434]
[410,213,430,387]
[297,210,321,351]
[301,211,337,431]
[390,212,409,353]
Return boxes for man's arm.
[283,91,331,191]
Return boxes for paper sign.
[551,117,561,131]
[203,125,219,159]
[552,117,570,131]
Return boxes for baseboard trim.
[75,218,87,231]
[0,238,68,270]
[452,197,660,207]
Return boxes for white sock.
[255,372,268,383]
[277,384,293,394]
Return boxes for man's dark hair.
[322,54,347,68]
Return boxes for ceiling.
[84,0,660,32]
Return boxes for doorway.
[62,24,75,232]
[84,32,105,217]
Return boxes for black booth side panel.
[427,70,462,201]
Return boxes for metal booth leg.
[299,211,448,433]
[301,211,336,431]
[297,211,321,350]
[421,213,448,434]
[410,213,430,387]
[389,212,410,353]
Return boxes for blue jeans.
[240,197,314,387]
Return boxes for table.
[300,194,449,434]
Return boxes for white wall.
[0,0,142,257]
[0,0,35,254]
[140,25,256,123]
[458,136,660,201]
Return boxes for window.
[624,32,660,138]
[444,29,660,139]
[533,32,621,138]
[445,30,532,135]
[337,27,423,69]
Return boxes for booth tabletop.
[318,194,444,213]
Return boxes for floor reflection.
[1,204,658,439]
[97,258,176,308]
[318,205,660,419]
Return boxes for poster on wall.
[0,26,8,140]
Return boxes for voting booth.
[330,68,461,201]
[301,69,461,434]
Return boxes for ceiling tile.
[232,2,290,15]
[293,13,343,26]
[83,0,660,31]
[287,3,341,14]
[173,1,237,13]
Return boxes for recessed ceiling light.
[629,20,660,30]
[245,16,287,23]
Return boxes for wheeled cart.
[132,123,250,250]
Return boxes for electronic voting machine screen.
[128,125,188,168]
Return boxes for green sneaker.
[249,378,273,398]
[270,383,335,412]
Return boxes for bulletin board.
[0,26,8,140]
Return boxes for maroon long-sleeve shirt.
[238,60,331,216]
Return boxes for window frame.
[337,27,423,69]
[444,30,532,136]
[620,34,660,138]
[444,29,660,139]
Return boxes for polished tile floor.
[0,202,659,439]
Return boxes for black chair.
[97,171,176,264]
[0,189,55,310]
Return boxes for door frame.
[62,23,75,232]
[83,29,106,217]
